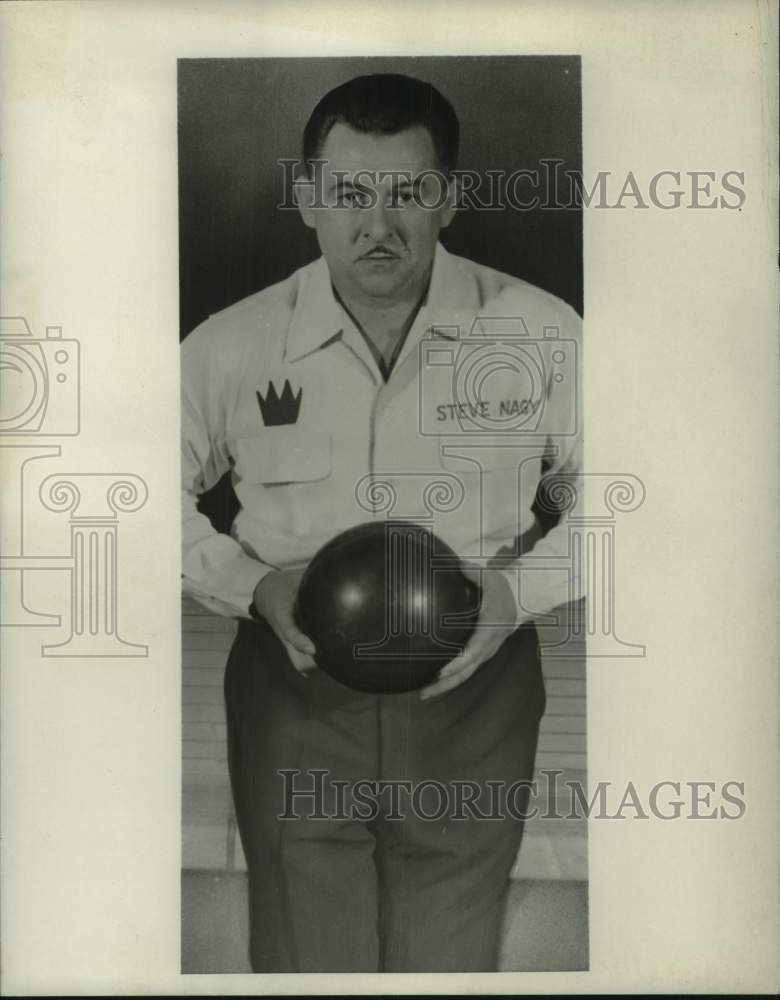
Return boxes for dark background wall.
[178,55,582,340]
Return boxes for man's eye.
[390,190,415,207]
[342,190,373,208]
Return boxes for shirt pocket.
[437,444,526,477]
[436,445,536,540]
[438,444,541,509]
[234,426,332,485]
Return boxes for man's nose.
[360,200,397,242]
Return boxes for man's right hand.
[252,569,317,674]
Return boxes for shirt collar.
[283,242,481,364]
[284,256,345,363]
[412,240,482,339]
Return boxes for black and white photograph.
[178,56,586,974]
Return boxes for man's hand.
[420,566,519,700]
[252,569,316,674]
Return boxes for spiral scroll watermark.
[355,472,465,521]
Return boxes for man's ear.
[294,175,317,230]
[438,174,459,230]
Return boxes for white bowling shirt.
[182,242,582,622]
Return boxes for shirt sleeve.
[498,305,584,621]
[181,325,276,618]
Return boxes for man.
[182,73,582,973]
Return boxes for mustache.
[358,245,404,259]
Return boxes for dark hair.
[302,73,460,174]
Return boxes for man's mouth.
[360,248,401,260]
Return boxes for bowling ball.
[294,521,481,694]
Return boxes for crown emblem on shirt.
[256,379,303,426]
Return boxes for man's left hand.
[420,566,520,700]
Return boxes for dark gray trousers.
[224,617,545,973]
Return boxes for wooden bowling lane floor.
[181,871,588,973]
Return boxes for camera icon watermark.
[418,317,578,437]
[0,317,80,435]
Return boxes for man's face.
[297,123,456,305]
